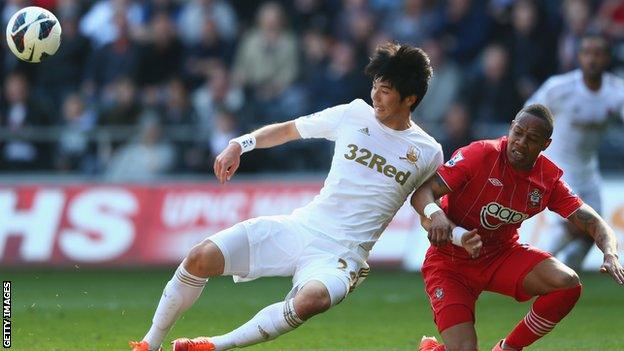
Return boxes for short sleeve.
[547,178,583,218]
[436,142,483,191]
[525,76,556,107]
[294,103,348,141]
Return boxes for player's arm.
[410,174,455,245]
[567,204,624,285]
[214,121,301,183]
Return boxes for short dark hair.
[580,32,611,53]
[364,42,433,111]
[518,104,554,138]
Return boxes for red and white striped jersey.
[437,137,583,259]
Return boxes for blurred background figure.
[0,71,51,171]
[105,115,174,181]
[55,93,97,173]
[232,1,300,124]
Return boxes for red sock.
[505,284,582,349]
[433,346,445,351]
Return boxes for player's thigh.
[522,257,580,295]
[210,215,306,279]
[288,251,368,307]
[422,258,478,332]
[486,244,551,301]
[440,321,478,351]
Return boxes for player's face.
[578,38,610,80]
[370,78,414,124]
[506,113,551,171]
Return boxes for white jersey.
[291,99,443,257]
[526,69,624,189]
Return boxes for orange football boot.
[492,339,522,351]
[419,335,441,351]
[171,337,216,351]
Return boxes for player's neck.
[378,112,413,131]
[582,74,602,92]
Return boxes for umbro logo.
[488,178,503,187]
[358,127,370,136]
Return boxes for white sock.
[210,299,304,350]
[143,264,208,350]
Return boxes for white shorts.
[209,215,370,299]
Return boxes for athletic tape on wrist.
[452,226,468,247]
[423,203,442,219]
[230,134,256,154]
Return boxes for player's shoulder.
[540,70,579,92]
[604,73,624,93]
[537,154,565,180]
[347,98,373,113]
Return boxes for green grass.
[4,270,623,350]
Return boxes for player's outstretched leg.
[498,258,581,350]
[130,240,225,351]
[173,280,342,351]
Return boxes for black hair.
[518,104,554,138]
[580,32,611,54]
[364,42,432,111]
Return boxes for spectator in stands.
[55,93,97,173]
[162,78,197,126]
[177,0,237,45]
[432,0,491,64]
[558,0,595,72]
[466,44,521,129]
[35,4,91,114]
[383,0,435,47]
[105,115,174,181]
[192,64,244,139]
[439,101,474,161]
[79,0,143,48]
[135,11,183,87]
[182,18,234,89]
[232,1,300,124]
[98,76,141,126]
[82,10,140,98]
[414,39,463,125]
[0,71,52,170]
[598,0,624,40]
[502,0,557,102]
[307,41,368,112]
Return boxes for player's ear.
[404,95,417,107]
[542,138,552,150]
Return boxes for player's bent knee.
[293,281,333,320]
[185,240,225,277]
[552,267,580,289]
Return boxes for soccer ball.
[5,6,62,63]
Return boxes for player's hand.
[460,229,482,259]
[427,211,452,246]
[600,253,624,285]
[214,142,242,184]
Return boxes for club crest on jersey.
[445,151,464,167]
[528,188,542,207]
[480,202,529,230]
[434,287,444,300]
[399,146,419,165]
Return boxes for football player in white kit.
[525,34,624,270]
[129,42,444,351]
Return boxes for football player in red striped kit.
[412,104,623,351]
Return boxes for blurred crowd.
[1,0,624,179]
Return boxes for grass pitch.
[5,269,623,350]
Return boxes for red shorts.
[422,243,551,332]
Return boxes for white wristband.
[423,203,442,219]
[452,226,468,246]
[230,134,256,154]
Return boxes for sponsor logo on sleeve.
[445,151,464,167]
